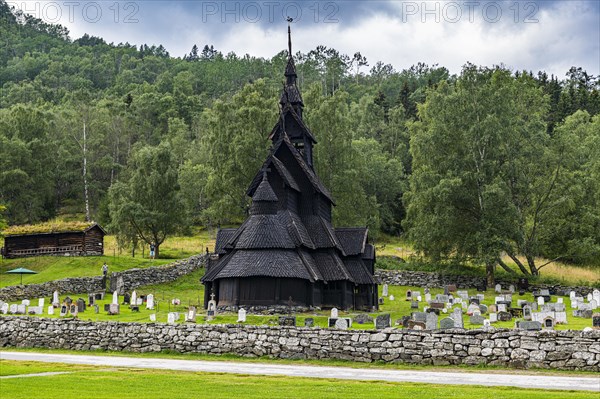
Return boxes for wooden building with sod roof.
[202,27,378,311]
[1,221,106,258]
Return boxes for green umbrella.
[6,267,37,285]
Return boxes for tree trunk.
[82,122,91,222]
[486,261,495,287]
[154,244,160,259]
[526,254,539,275]
[496,258,517,275]
[507,252,530,275]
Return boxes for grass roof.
[2,221,98,236]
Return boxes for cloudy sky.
[11,0,600,76]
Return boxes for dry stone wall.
[0,277,104,302]
[109,255,207,294]
[375,270,598,296]
[1,317,598,371]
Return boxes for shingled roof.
[335,228,368,256]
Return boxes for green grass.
[0,360,595,399]
[1,268,594,330]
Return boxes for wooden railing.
[8,245,83,258]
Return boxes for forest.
[1,1,598,277]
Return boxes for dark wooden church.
[202,27,377,311]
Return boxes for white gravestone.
[537,296,545,306]
[146,294,154,309]
[38,298,45,308]
[389,295,395,301]
[47,305,54,315]
[21,299,30,306]
[382,284,388,297]
[186,306,197,322]
[1,303,8,314]
[498,304,507,312]
[587,293,593,302]
[425,293,432,302]
[237,308,247,322]
[484,319,491,328]
[590,299,598,310]
[167,312,176,324]
[53,291,60,306]
[17,304,26,314]
[593,289,600,304]
[330,308,338,318]
[112,291,119,305]
[489,313,498,323]
[571,299,578,309]
[495,284,502,293]
[131,291,137,306]
[557,298,563,304]
[149,314,156,322]
[9,304,17,314]
[569,291,576,300]
[417,296,422,302]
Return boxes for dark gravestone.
[517,278,529,291]
[593,313,600,329]
[279,316,296,326]
[88,294,95,306]
[405,290,412,301]
[430,302,445,310]
[470,314,484,325]
[354,314,373,324]
[519,321,542,331]
[103,304,111,312]
[478,304,488,314]
[509,308,523,318]
[410,301,419,309]
[413,312,427,322]
[76,298,86,312]
[401,315,411,328]
[378,297,384,305]
[469,297,480,305]
[443,286,449,295]
[375,314,391,329]
[328,318,338,327]
[581,309,593,319]
[439,317,456,330]
[69,304,77,314]
[426,308,440,315]
[304,318,314,327]
[123,292,131,305]
[60,305,67,316]
[131,306,140,312]
[498,311,512,322]
[95,293,103,300]
[447,284,457,293]
[64,297,72,305]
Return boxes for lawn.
[0,360,595,399]
[0,231,216,288]
[1,268,595,330]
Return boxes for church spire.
[281,20,303,112]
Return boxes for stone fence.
[374,270,599,297]
[109,255,207,294]
[0,317,598,371]
[0,277,104,302]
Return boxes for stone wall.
[374,270,598,296]
[109,255,207,294]
[1,317,598,371]
[0,277,104,302]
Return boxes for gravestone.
[16,304,26,314]
[47,305,54,315]
[517,278,529,292]
[483,319,491,328]
[554,311,567,324]
[488,304,497,313]
[354,314,373,324]
[447,284,457,293]
[59,305,67,316]
[103,304,110,312]
[425,312,438,330]
[517,299,528,308]
[555,303,566,312]
[21,299,30,306]
[330,308,339,319]
[405,290,412,301]
[588,293,593,302]
[543,316,555,329]
[375,313,391,329]
[470,314,484,325]
[131,291,137,307]
[457,291,469,300]
[489,313,498,323]
[520,321,542,331]
[592,313,600,329]
[400,315,411,328]
[557,297,563,304]
[279,316,296,326]
[52,291,60,307]
[411,301,419,309]
[436,294,449,303]
[424,293,432,302]
[9,304,17,314]
[123,292,131,305]
[537,296,545,306]
[149,314,156,322]
[378,297,384,305]
[38,298,45,308]
[94,305,99,314]
[112,291,118,305]
[382,284,388,297]
[64,297,72,305]
[146,294,154,309]
[88,293,95,306]
[570,291,576,300]
[467,303,480,316]
[27,306,42,315]
[95,293,104,300]
[509,307,523,318]
[430,302,444,310]
[389,295,395,301]
[1,303,9,314]
[479,304,488,314]
[509,285,515,293]
[523,305,532,321]
[335,318,349,330]
[69,304,78,316]
[439,317,455,330]
[476,294,485,302]
[186,306,197,322]
[237,308,247,323]
[498,304,507,312]
[407,320,426,330]
[304,318,314,327]
[498,311,512,322]
[495,284,502,293]
[590,300,598,310]
[207,293,217,320]
[167,312,176,324]
[469,297,480,305]
[593,289,600,304]
[76,298,86,312]
[495,296,504,304]
[417,296,422,302]
[452,308,464,328]
[108,303,120,315]
[412,291,421,300]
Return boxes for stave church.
[202,26,378,310]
